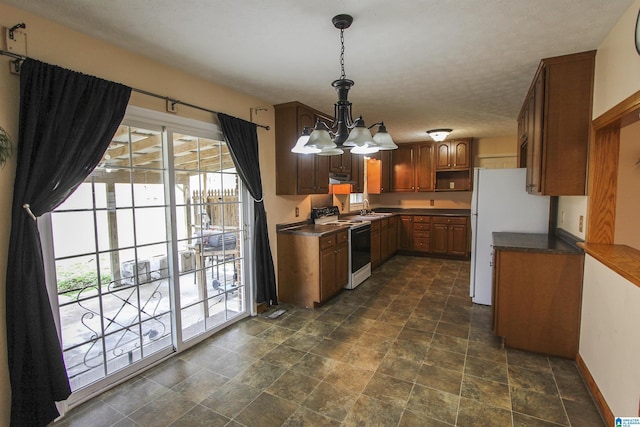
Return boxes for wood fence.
[192,188,240,228]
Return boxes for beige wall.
[592,0,640,118]
[577,0,640,418]
[0,4,305,424]
[580,256,640,416]
[615,120,640,249]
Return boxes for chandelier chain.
[339,28,346,79]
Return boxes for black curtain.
[217,113,278,307]
[6,59,131,426]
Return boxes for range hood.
[329,172,355,184]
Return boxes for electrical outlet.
[430,199,435,206]
[561,210,565,224]
[579,215,584,233]
[295,207,299,217]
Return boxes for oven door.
[351,224,371,273]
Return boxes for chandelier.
[291,14,397,156]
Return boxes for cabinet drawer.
[370,220,381,232]
[432,216,467,225]
[414,238,430,252]
[413,223,430,232]
[320,234,336,250]
[413,215,431,223]
[337,230,349,244]
[414,230,430,239]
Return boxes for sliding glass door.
[42,108,251,401]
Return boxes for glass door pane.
[172,133,247,341]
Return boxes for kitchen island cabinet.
[277,228,348,308]
[492,232,584,359]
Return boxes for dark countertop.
[277,208,471,236]
[369,208,471,216]
[492,232,583,254]
[277,223,350,236]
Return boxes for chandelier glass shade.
[292,14,396,156]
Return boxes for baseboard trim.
[576,352,613,425]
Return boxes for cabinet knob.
[412,186,415,190]
[448,164,451,167]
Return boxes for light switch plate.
[5,28,27,56]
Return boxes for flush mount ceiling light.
[427,129,453,142]
[292,14,397,156]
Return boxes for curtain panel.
[217,113,278,307]
[6,58,131,426]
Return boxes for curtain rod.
[0,49,270,131]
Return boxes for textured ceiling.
[4,0,634,142]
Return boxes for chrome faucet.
[361,199,370,215]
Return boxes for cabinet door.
[435,142,451,170]
[416,143,434,191]
[351,154,365,193]
[392,145,415,191]
[388,216,399,255]
[315,156,330,194]
[371,229,381,268]
[399,216,413,250]
[366,152,391,193]
[527,69,544,195]
[451,140,470,169]
[448,223,468,256]
[329,150,352,175]
[336,241,349,289]
[380,219,389,261]
[430,223,449,254]
[297,154,317,194]
[319,246,336,302]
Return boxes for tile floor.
[51,256,605,427]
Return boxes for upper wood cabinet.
[329,149,352,176]
[391,142,435,192]
[518,50,595,196]
[350,154,365,193]
[367,151,392,194]
[275,102,332,195]
[435,140,470,170]
[434,138,472,191]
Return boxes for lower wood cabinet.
[492,249,584,358]
[399,216,413,251]
[430,216,468,257]
[277,229,348,308]
[370,220,381,269]
[412,215,431,252]
[388,216,399,256]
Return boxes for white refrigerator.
[470,168,550,305]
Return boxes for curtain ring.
[22,203,37,220]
